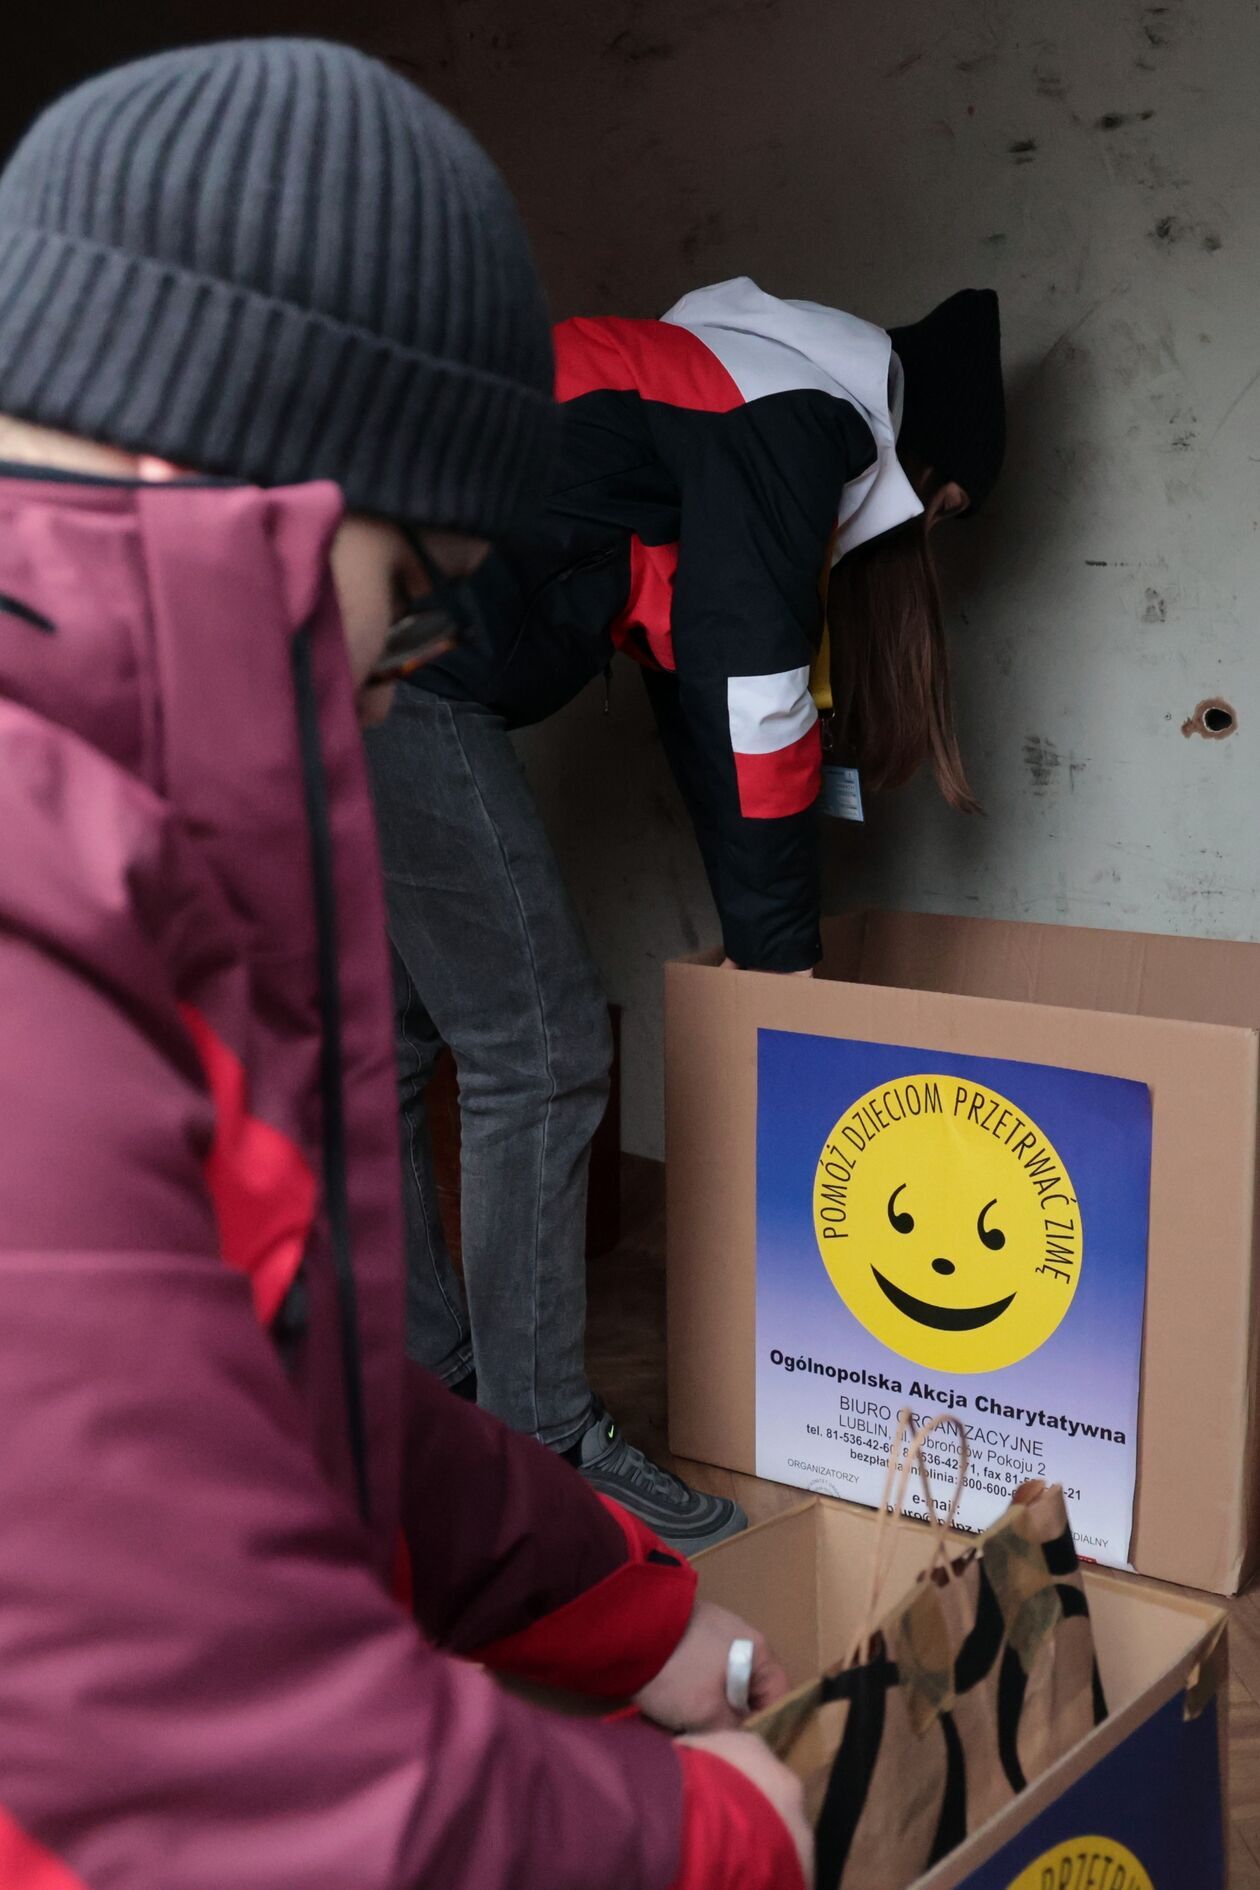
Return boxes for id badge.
[821,764,864,822]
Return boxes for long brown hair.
[826,479,979,815]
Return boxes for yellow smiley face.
[812,1075,1082,1374]
[1005,1837,1153,1890]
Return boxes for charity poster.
[755,1030,1152,1569]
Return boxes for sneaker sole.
[655,1502,749,1557]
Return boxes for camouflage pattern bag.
[747,1413,1107,1890]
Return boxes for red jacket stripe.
[180,1005,318,1326]
[0,1809,89,1890]
[555,317,743,413]
[732,723,822,819]
[614,537,679,670]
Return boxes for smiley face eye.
[978,1199,1006,1252]
[887,1184,914,1235]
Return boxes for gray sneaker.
[568,1404,747,1555]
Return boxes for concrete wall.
[14,2,1259,1159]
[427,0,1260,1157]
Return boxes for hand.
[681,1731,814,1888]
[633,1601,789,1733]
[720,957,815,977]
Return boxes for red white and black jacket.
[417,278,924,970]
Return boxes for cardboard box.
[666,910,1260,1593]
[693,1498,1228,1890]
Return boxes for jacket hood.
[0,469,405,1564]
[662,275,924,558]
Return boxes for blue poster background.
[956,1691,1224,1889]
[755,1031,1152,1568]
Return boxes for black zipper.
[0,591,55,633]
[519,539,622,618]
[291,627,371,1524]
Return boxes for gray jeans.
[365,688,611,1449]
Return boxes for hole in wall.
[1181,698,1238,740]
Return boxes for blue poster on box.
[755,1031,1152,1568]
[957,1690,1224,1889]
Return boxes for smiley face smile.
[870,1268,1016,1332]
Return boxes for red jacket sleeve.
[639,391,873,972]
[673,1751,808,1890]
[400,1362,698,1694]
[0,932,691,1890]
[472,1494,698,1695]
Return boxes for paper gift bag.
[747,1413,1107,1890]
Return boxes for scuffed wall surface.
[11,2,1258,1158]
[423,0,1260,1156]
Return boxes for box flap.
[833,910,1260,1033]
[694,1502,1227,1890]
[693,1501,822,1688]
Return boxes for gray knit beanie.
[0,39,557,535]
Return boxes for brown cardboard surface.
[693,1499,1228,1889]
[835,909,1260,1032]
[682,1499,823,1689]
[695,1501,1223,1717]
[666,910,1260,1592]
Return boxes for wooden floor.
[586,1158,1260,1887]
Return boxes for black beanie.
[888,289,1004,514]
[0,39,557,536]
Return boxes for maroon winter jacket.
[0,470,801,1890]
